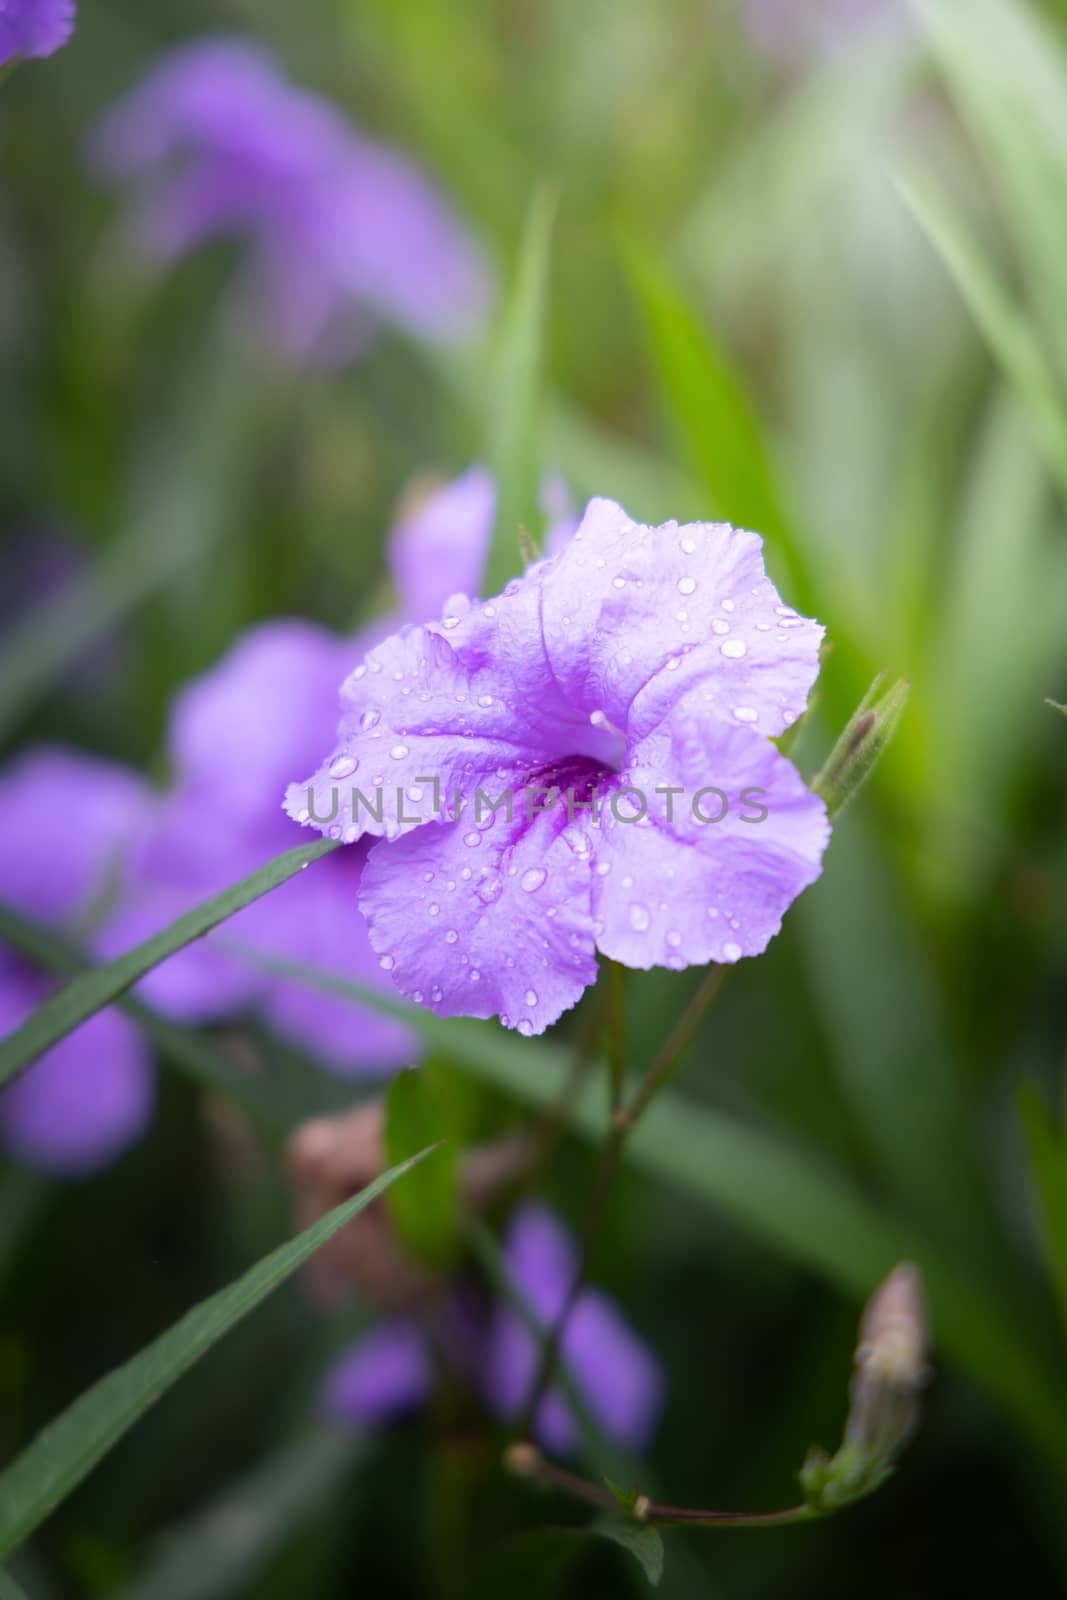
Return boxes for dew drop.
[712,619,730,636]
[390,743,409,759]
[677,576,697,596]
[595,860,611,876]
[478,693,494,708]
[445,928,458,944]
[723,941,743,962]
[379,955,395,972]
[721,599,735,613]
[329,755,357,779]
[525,988,538,1007]
[517,1019,534,1037]
[611,575,626,589]
[679,536,696,554]
[521,867,547,893]
[351,664,368,680]
[427,903,440,917]
[360,708,380,732]
[431,984,443,1002]
[721,639,747,659]
[733,706,758,723]
[629,903,650,933]
[666,930,683,949]
[463,830,482,848]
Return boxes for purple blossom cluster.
[325,1204,663,1455]
[287,497,830,1036]
[0,468,561,1171]
[90,39,492,362]
[0,0,74,66]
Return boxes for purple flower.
[0,748,154,1174]
[285,498,830,1035]
[388,467,578,625]
[90,39,491,362]
[0,0,74,65]
[484,1205,663,1454]
[323,1203,663,1455]
[102,621,416,1076]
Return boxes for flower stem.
[515,962,732,1436]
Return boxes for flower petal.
[321,1320,432,1427]
[539,498,823,738]
[590,715,829,971]
[358,794,598,1035]
[388,466,496,625]
[0,980,154,1176]
[284,603,606,846]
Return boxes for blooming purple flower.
[0,0,74,66]
[324,1203,663,1455]
[285,498,830,1035]
[0,748,154,1174]
[90,39,491,362]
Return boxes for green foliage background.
[2,0,1067,1595]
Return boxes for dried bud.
[813,673,910,818]
[800,1262,929,1514]
[287,1098,531,1312]
[847,1262,928,1458]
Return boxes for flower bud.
[813,674,910,818]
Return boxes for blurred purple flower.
[90,38,492,362]
[286,498,829,1035]
[0,0,75,66]
[104,464,525,1072]
[0,748,154,1175]
[324,1203,663,1455]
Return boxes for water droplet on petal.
[666,930,683,949]
[630,903,650,932]
[525,988,538,1007]
[478,693,493,708]
[521,867,547,893]
[329,755,357,779]
[390,743,409,759]
[733,706,758,723]
[723,941,742,962]
[379,955,395,971]
[430,984,443,1002]
[722,599,735,613]
[721,639,746,659]
[427,902,440,917]
[352,664,368,680]
[713,619,730,636]
[445,929,458,944]
[595,859,611,876]
[463,830,481,848]
[679,536,696,554]
[412,989,424,1003]
[360,708,380,732]
[677,576,697,596]
[517,1019,534,1037]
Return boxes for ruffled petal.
[321,1320,432,1427]
[590,714,829,971]
[358,791,598,1035]
[284,599,609,846]
[0,980,154,1176]
[539,498,823,738]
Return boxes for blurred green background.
[3,0,1067,1595]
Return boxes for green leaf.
[911,0,1067,378]
[894,171,1067,501]
[384,1068,459,1269]
[194,941,1067,1478]
[0,839,340,1094]
[591,1516,664,1588]
[0,1147,434,1557]
[0,353,264,743]
[1019,1082,1067,1341]
[113,1431,361,1600]
[482,186,557,596]
[0,900,355,1141]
